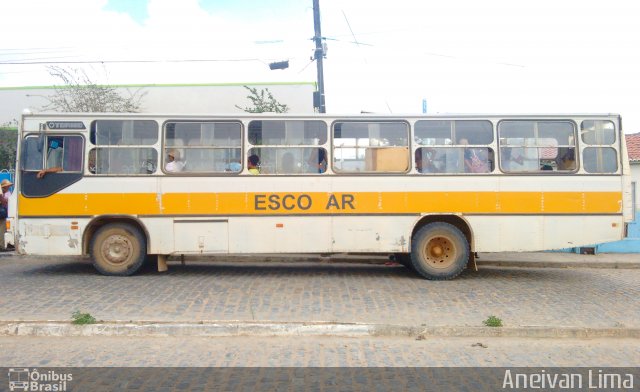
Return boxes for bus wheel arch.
[82,216,150,256]
[409,215,473,280]
[410,215,473,251]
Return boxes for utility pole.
[312,0,326,113]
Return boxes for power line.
[0,58,265,66]
[0,49,78,56]
[341,10,363,48]
[0,55,81,64]
[0,46,75,51]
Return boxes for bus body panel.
[12,113,629,265]
[16,214,624,256]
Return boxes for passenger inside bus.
[465,148,490,173]
[501,147,525,171]
[556,148,576,170]
[226,161,242,172]
[248,154,260,174]
[37,138,64,178]
[306,148,327,173]
[88,149,97,174]
[36,167,62,178]
[415,148,438,173]
[165,149,185,172]
[457,138,488,173]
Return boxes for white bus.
[4,112,632,279]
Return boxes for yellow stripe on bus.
[18,191,622,216]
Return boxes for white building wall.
[631,162,640,208]
[0,82,315,123]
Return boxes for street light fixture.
[268,60,289,70]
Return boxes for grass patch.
[71,311,97,325]
[483,315,503,327]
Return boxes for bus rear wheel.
[410,222,469,280]
[90,223,146,276]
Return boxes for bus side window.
[414,120,494,174]
[23,135,84,174]
[46,137,68,170]
[248,120,329,175]
[583,147,617,173]
[21,135,84,197]
[333,121,409,173]
[92,120,158,175]
[581,120,617,174]
[499,121,576,173]
[21,137,43,171]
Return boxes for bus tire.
[90,223,146,276]
[410,222,469,280]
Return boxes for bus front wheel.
[411,222,469,280]
[90,223,146,276]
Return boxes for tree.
[235,85,289,113]
[33,66,146,113]
[0,120,18,170]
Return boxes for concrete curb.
[1,321,638,339]
[477,261,640,269]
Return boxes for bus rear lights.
[276,223,284,228]
[70,222,79,230]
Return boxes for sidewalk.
[0,252,638,339]
[476,251,640,269]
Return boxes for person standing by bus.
[0,179,11,219]
[0,179,10,250]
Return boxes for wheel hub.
[101,234,132,265]
[424,237,456,269]
[430,245,444,257]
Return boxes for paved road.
[1,336,638,391]
[0,255,638,328]
[1,336,638,367]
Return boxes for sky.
[1,0,639,131]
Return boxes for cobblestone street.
[0,255,638,329]
[1,336,638,391]
[0,253,639,391]
[1,336,638,367]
